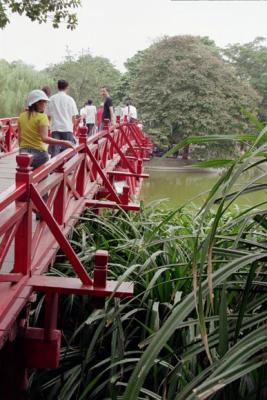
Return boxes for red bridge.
[0,116,152,399]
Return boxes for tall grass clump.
[30,126,267,399]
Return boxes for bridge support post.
[53,162,66,225]
[93,250,108,308]
[0,338,28,400]
[5,122,13,153]
[77,126,88,197]
[13,154,33,274]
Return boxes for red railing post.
[13,154,33,275]
[77,126,87,197]
[53,161,66,226]
[5,122,12,153]
[120,186,130,205]
[104,119,110,131]
[137,159,143,175]
[93,250,108,288]
[44,293,58,341]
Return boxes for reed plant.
[30,126,267,399]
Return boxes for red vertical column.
[5,121,14,153]
[44,293,59,341]
[104,119,110,131]
[13,154,33,274]
[93,250,108,288]
[93,250,108,308]
[77,127,87,197]
[53,161,66,226]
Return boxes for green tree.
[0,0,80,29]
[127,36,260,157]
[47,52,121,109]
[223,37,267,120]
[113,50,147,103]
[0,59,52,117]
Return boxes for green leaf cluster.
[46,51,121,109]
[0,59,52,117]
[223,37,267,120]
[122,36,260,154]
[0,0,81,30]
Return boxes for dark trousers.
[86,123,95,136]
[48,131,75,158]
[19,147,49,203]
[19,147,49,170]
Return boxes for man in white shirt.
[79,103,87,127]
[122,99,138,122]
[47,79,78,157]
[84,99,97,136]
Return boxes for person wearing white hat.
[18,89,75,170]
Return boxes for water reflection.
[141,159,267,208]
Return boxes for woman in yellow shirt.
[18,89,75,170]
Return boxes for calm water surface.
[141,158,267,209]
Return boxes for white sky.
[0,0,267,72]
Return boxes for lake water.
[141,158,267,209]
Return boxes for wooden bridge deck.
[0,152,19,273]
[0,152,17,192]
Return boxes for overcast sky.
[0,0,267,72]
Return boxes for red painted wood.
[28,275,134,298]
[44,293,58,341]
[93,250,108,288]
[20,327,61,368]
[0,117,152,396]
[85,199,140,211]
[108,170,149,179]
[30,184,93,286]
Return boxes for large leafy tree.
[0,0,81,29]
[127,36,260,155]
[113,50,147,103]
[47,52,121,109]
[0,59,52,117]
[223,37,267,120]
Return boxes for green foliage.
[29,129,267,399]
[46,51,121,109]
[0,59,52,117]
[0,0,81,29]
[223,37,267,120]
[124,36,260,155]
[113,50,148,103]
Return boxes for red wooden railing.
[0,117,18,154]
[0,116,152,399]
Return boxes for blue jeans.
[19,148,49,170]
[48,131,75,158]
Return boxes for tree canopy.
[0,59,52,117]
[223,37,267,120]
[125,36,260,155]
[0,0,80,29]
[46,52,121,109]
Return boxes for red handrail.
[0,118,153,399]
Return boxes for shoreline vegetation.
[29,133,267,399]
[145,157,221,173]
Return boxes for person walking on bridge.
[122,99,138,123]
[18,89,75,170]
[47,79,78,157]
[100,87,115,127]
[84,99,97,136]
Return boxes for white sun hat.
[27,90,50,107]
